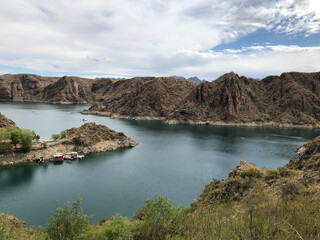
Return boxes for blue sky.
[0,0,319,80]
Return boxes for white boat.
[82,118,87,121]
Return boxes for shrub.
[265,114,271,121]
[52,134,60,140]
[46,199,91,240]
[281,179,306,200]
[10,128,21,146]
[264,169,280,181]
[60,130,67,139]
[135,194,186,240]
[279,167,297,177]
[240,168,263,179]
[20,129,34,152]
[42,141,48,149]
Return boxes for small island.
[0,122,138,166]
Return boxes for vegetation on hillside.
[0,127,38,153]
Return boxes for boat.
[82,118,87,121]
[64,152,84,160]
[50,153,64,163]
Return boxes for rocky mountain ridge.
[1,71,320,125]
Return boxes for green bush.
[279,167,297,177]
[240,168,263,179]
[20,129,34,152]
[264,169,280,181]
[134,194,186,240]
[60,130,67,139]
[52,134,60,140]
[47,199,91,240]
[10,128,21,146]
[42,141,48,149]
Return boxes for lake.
[0,102,319,227]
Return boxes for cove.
[0,102,319,227]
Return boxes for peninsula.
[0,122,138,166]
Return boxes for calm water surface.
[0,102,319,226]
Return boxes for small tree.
[10,128,21,147]
[20,129,34,152]
[42,141,48,149]
[46,199,91,240]
[60,130,67,139]
[52,134,60,140]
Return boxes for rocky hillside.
[1,72,320,124]
[0,74,94,103]
[89,77,196,118]
[192,135,320,210]
[0,113,16,128]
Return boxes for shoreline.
[82,110,320,129]
[0,139,138,167]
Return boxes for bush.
[264,169,280,181]
[279,167,297,177]
[52,134,60,140]
[42,141,48,149]
[60,130,67,139]
[240,168,263,179]
[135,194,186,240]
[10,129,21,146]
[265,114,271,121]
[20,129,34,152]
[46,199,91,240]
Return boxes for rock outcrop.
[0,113,16,128]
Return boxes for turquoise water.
[0,102,319,227]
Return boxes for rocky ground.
[0,113,16,128]
[0,122,138,166]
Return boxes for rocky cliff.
[0,113,16,128]
[1,72,320,125]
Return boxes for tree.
[10,128,21,146]
[60,130,67,139]
[46,199,91,240]
[135,194,186,240]
[0,128,11,153]
[52,134,60,140]
[20,129,34,152]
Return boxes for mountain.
[187,76,205,83]
[172,72,320,124]
[169,75,186,80]
[0,113,16,128]
[1,71,319,125]
[0,74,94,103]
[89,77,196,117]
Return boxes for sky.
[0,0,320,80]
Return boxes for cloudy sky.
[0,0,319,80]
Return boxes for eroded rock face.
[1,72,320,124]
[0,113,16,128]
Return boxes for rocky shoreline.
[0,123,138,166]
[82,109,320,129]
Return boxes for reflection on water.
[0,102,319,227]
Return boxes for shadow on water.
[0,163,47,189]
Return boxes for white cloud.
[0,0,319,79]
